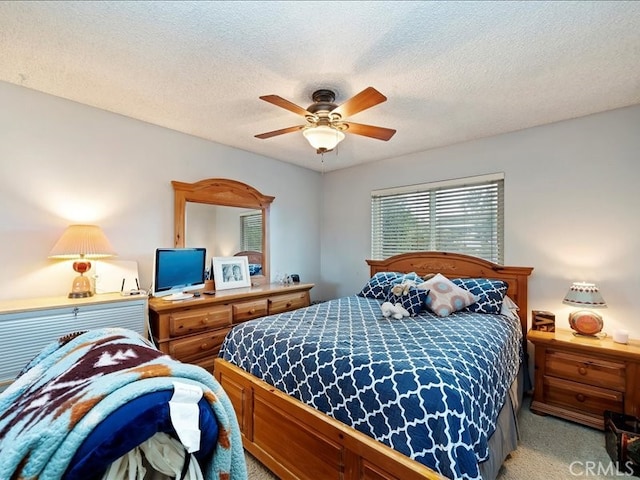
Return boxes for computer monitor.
[152,247,206,300]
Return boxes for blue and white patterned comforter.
[220,295,522,480]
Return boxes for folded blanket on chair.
[0,327,247,480]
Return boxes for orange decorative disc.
[73,260,91,274]
[569,310,603,336]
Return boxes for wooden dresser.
[528,328,640,430]
[148,283,313,372]
[0,293,148,391]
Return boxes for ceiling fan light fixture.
[256,87,394,150]
[302,125,345,152]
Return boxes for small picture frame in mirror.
[213,256,251,290]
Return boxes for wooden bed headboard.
[367,251,534,338]
[234,250,262,265]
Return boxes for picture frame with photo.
[212,256,251,290]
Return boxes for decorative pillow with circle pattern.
[385,285,429,316]
[357,272,401,299]
[452,278,509,314]
[422,273,478,317]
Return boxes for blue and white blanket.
[0,328,247,480]
[220,295,522,480]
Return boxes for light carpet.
[244,396,624,479]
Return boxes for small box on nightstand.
[531,310,555,331]
[605,411,640,477]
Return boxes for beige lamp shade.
[49,224,116,259]
[49,225,116,298]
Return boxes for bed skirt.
[479,365,524,480]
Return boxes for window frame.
[371,173,504,263]
[240,211,262,252]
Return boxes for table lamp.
[562,281,607,337]
[49,225,116,298]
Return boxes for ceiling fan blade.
[343,122,396,141]
[259,95,310,117]
[255,125,304,139]
[331,87,387,118]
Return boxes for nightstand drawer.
[546,349,625,391]
[233,299,269,323]
[269,292,309,314]
[169,306,232,337]
[544,376,624,416]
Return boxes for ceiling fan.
[255,87,396,154]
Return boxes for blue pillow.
[385,286,428,316]
[389,272,424,286]
[357,272,401,299]
[452,278,509,314]
[248,263,262,275]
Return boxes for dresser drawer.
[192,356,216,373]
[269,292,309,314]
[546,349,625,390]
[168,329,231,362]
[544,376,624,416]
[233,299,269,323]
[168,305,232,337]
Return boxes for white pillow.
[421,273,477,317]
[500,295,520,321]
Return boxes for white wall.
[321,105,640,339]
[2,79,639,340]
[0,81,321,300]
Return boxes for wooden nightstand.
[528,329,640,430]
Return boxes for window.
[240,212,262,251]
[371,173,504,263]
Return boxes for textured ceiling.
[1,1,639,172]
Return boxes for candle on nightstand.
[613,329,629,344]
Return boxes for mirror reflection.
[185,203,264,276]
[172,178,274,286]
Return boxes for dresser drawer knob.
[249,308,256,314]
[576,393,586,402]
[200,343,209,350]
[578,366,587,375]
[286,302,292,308]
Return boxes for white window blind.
[241,212,262,251]
[371,174,504,263]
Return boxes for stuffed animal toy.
[390,281,416,297]
[381,301,410,320]
[381,301,394,317]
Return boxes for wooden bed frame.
[214,252,533,480]
[234,250,263,266]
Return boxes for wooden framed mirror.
[172,178,274,286]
